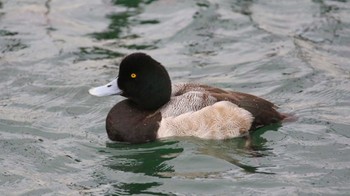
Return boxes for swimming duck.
[89,53,286,143]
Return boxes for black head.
[117,53,172,110]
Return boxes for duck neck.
[130,79,172,111]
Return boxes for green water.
[1,0,350,195]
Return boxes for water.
[1,0,350,195]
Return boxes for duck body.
[89,53,286,144]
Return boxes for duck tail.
[280,112,298,123]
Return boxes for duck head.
[89,53,172,110]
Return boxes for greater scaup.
[89,53,286,143]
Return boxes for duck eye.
[131,73,137,78]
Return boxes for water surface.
[1,0,350,195]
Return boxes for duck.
[89,53,286,144]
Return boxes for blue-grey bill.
[89,78,122,97]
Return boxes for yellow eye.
[131,73,137,78]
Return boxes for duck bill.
[89,78,122,97]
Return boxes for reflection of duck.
[90,53,286,143]
[105,140,182,176]
[101,140,182,195]
[195,123,282,175]
[101,126,278,194]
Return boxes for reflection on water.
[78,0,159,62]
[91,11,132,40]
[90,0,158,40]
[99,141,181,195]
[193,124,281,175]
[115,182,166,196]
[99,128,279,194]
[0,28,27,53]
[75,46,124,62]
[111,0,156,8]
[104,141,182,177]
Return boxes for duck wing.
[201,85,285,128]
[172,84,285,129]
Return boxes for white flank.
[157,101,254,140]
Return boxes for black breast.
[106,100,161,143]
